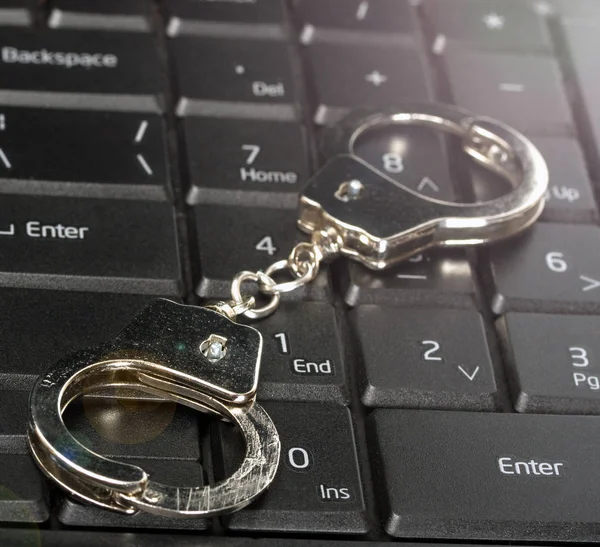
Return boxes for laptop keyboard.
[1,0,600,544]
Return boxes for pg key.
[499,312,600,414]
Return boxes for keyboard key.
[184,118,308,209]
[0,28,162,111]
[342,251,476,308]
[499,312,600,414]
[58,459,208,529]
[0,452,49,523]
[352,306,497,409]
[49,0,151,32]
[562,20,600,180]
[63,398,200,460]
[0,390,29,439]
[0,108,169,199]
[371,409,600,540]
[0,195,181,295]
[536,0,600,20]
[424,0,551,53]
[531,137,596,223]
[192,205,329,301]
[353,125,455,201]
[171,37,297,120]
[248,302,348,404]
[443,49,573,135]
[297,0,418,40]
[0,290,163,388]
[471,137,597,223]
[218,402,367,534]
[0,1,31,26]
[489,223,600,314]
[308,42,433,126]
[165,0,286,39]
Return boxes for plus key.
[488,223,600,314]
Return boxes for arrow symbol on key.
[458,365,480,381]
[0,224,15,236]
[580,275,600,292]
[417,176,440,193]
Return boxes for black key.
[63,398,200,460]
[184,118,308,209]
[0,290,165,389]
[165,0,286,39]
[0,195,181,295]
[537,0,600,19]
[562,20,600,180]
[192,205,329,301]
[308,42,433,126]
[0,452,49,523]
[171,36,297,120]
[342,251,476,308]
[248,302,348,404]
[488,223,600,314]
[499,312,600,414]
[0,28,162,111]
[1,531,393,546]
[58,459,208,529]
[0,1,31,26]
[218,402,367,534]
[470,137,597,223]
[424,0,551,53]
[353,125,455,201]
[532,138,596,222]
[352,306,497,409]
[443,49,573,135]
[0,108,169,199]
[0,390,29,440]
[371,409,600,540]
[297,0,418,39]
[49,0,151,32]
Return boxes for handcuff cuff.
[28,103,548,518]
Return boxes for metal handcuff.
[28,103,548,518]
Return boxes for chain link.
[225,229,342,321]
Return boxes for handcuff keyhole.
[200,334,228,363]
[335,179,365,202]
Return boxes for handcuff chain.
[228,227,343,321]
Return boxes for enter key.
[371,409,600,541]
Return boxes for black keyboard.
[2,0,600,545]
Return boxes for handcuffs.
[28,103,548,518]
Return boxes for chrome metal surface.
[28,299,281,518]
[300,103,548,270]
